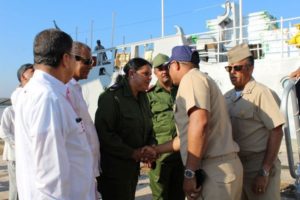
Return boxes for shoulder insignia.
[108,83,122,91]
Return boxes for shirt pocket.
[230,103,254,120]
[119,112,142,141]
[152,102,170,113]
[67,121,88,146]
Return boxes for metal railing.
[280,78,300,197]
[188,16,300,63]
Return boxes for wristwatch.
[184,169,195,179]
[258,168,269,177]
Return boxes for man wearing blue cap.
[152,45,243,200]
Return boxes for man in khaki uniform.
[152,45,243,200]
[224,43,285,200]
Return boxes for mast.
[239,0,243,43]
[161,0,165,37]
[111,12,116,47]
[90,20,94,48]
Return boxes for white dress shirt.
[11,87,22,108]
[15,70,95,200]
[67,78,100,177]
[0,106,15,161]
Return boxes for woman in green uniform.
[95,58,157,200]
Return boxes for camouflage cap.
[152,53,169,68]
[227,43,252,64]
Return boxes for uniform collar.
[121,77,135,97]
[242,77,256,94]
[154,81,170,93]
[225,77,256,102]
[119,77,146,99]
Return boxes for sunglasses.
[74,55,94,65]
[224,65,244,72]
[167,61,178,70]
[156,65,168,71]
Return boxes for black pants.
[99,175,138,200]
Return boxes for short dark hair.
[17,63,33,82]
[33,28,73,68]
[72,41,91,55]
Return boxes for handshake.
[132,145,160,164]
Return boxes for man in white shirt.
[11,63,34,106]
[14,29,95,200]
[0,106,17,200]
[1,63,34,200]
[67,41,100,188]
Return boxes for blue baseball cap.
[168,45,200,65]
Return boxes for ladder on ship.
[280,78,300,200]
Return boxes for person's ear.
[128,69,135,78]
[175,61,180,71]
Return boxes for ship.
[81,1,300,121]
[79,1,300,199]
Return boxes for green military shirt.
[147,82,178,161]
[95,77,156,180]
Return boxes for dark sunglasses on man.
[224,65,244,72]
[74,55,94,65]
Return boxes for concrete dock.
[0,138,298,200]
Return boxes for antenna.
[53,20,61,30]
[111,12,116,47]
[90,20,94,49]
[161,0,165,37]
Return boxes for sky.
[0,0,299,98]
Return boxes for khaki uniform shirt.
[174,68,239,164]
[224,78,285,153]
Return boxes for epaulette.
[147,85,156,93]
[108,83,122,91]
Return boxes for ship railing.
[280,78,300,179]
[280,77,300,196]
[93,47,117,67]
[188,16,300,63]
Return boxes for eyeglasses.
[167,61,177,70]
[224,65,244,72]
[73,55,94,65]
[135,71,152,78]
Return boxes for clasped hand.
[132,145,159,163]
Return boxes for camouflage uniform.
[147,83,185,200]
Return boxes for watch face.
[184,169,195,178]
[258,168,269,176]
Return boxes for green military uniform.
[147,82,185,200]
[95,77,156,200]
